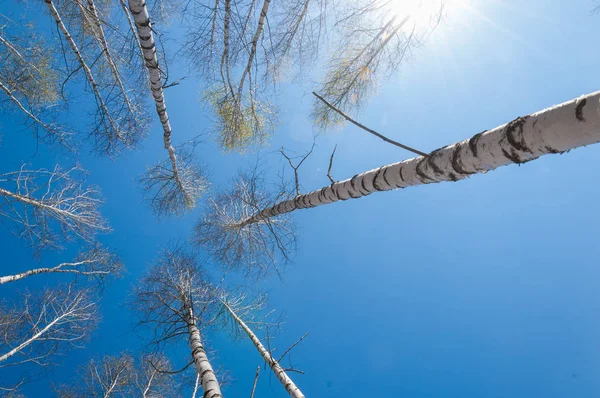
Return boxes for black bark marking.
[351,175,369,196]
[544,146,562,154]
[501,148,523,164]
[505,116,532,153]
[415,158,435,183]
[372,168,385,191]
[426,149,446,177]
[468,130,486,157]
[448,173,459,181]
[382,167,392,187]
[348,177,362,198]
[451,144,475,175]
[360,176,369,193]
[575,98,587,121]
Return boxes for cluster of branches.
[55,353,177,397]
[183,0,329,151]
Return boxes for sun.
[385,0,462,30]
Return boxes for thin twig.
[277,332,308,363]
[327,145,337,184]
[312,92,427,156]
[280,142,315,196]
[249,366,260,398]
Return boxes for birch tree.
[0,285,97,373]
[0,244,121,285]
[195,91,600,270]
[55,353,178,397]
[0,165,110,254]
[313,0,444,128]
[128,0,208,215]
[133,248,223,398]
[218,295,305,398]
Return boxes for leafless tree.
[313,0,445,128]
[0,21,73,149]
[0,285,98,376]
[132,248,223,398]
[0,165,110,255]
[55,352,178,397]
[193,168,296,279]
[0,243,122,285]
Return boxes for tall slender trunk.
[184,307,223,398]
[127,0,190,202]
[222,301,305,398]
[232,91,600,228]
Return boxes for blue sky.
[2,0,600,396]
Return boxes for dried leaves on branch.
[313,0,445,128]
[0,22,72,149]
[193,170,296,279]
[0,165,110,255]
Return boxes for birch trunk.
[0,260,101,284]
[184,307,223,398]
[222,302,305,398]
[237,0,270,97]
[234,91,600,228]
[127,0,190,202]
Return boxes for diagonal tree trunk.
[184,306,223,398]
[233,91,600,228]
[127,0,193,206]
[221,301,305,398]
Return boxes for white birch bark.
[0,260,106,285]
[185,307,223,398]
[235,91,600,228]
[237,0,270,97]
[127,0,192,204]
[222,302,305,398]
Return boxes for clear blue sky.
[2,0,600,396]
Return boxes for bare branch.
[312,91,427,156]
[327,144,337,184]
